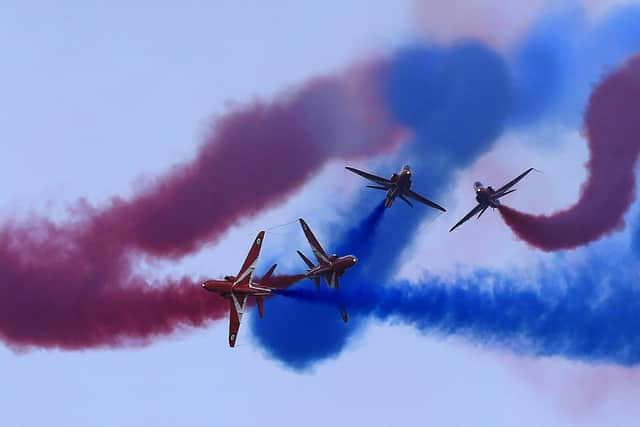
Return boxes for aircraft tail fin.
[297,250,316,269]
[261,263,277,283]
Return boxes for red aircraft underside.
[297,218,357,322]
[201,230,277,347]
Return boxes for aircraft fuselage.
[385,167,413,208]
[201,278,272,297]
[475,186,500,209]
[305,255,358,279]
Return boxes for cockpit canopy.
[402,164,411,171]
[474,181,484,191]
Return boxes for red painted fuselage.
[201,277,272,298]
[200,230,277,347]
[304,255,358,283]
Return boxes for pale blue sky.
[0,2,636,426]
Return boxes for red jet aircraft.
[201,231,277,347]
[296,218,357,322]
[345,164,446,211]
[449,168,535,232]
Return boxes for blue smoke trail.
[251,201,386,370]
[365,41,513,280]
[334,201,385,259]
[510,4,640,126]
[509,8,583,125]
[253,5,640,369]
[279,248,640,366]
[251,41,511,369]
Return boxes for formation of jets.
[202,164,534,347]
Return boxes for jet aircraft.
[296,218,357,322]
[345,164,446,211]
[449,168,535,232]
[201,230,277,347]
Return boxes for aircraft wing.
[299,218,331,265]
[233,231,265,288]
[495,168,534,195]
[449,203,484,232]
[345,166,393,186]
[404,189,447,212]
[228,293,248,347]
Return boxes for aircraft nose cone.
[201,281,216,291]
[352,256,358,264]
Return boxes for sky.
[1,1,640,426]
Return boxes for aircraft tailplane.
[497,188,517,198]
[297,250,316,269]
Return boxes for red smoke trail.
[91,61,401,259]
[500,53,640,251]
[0,218,301,349]
[0,63,387,349]
[0,218,224,349]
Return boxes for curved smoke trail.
[252,40,514,369]
[251,201,386,368]
[0,62,393,350]
[500,53,640,251]
[0,217,301,349]
[252,5,640,369]
[87,62,400,259]
[4,4,639,355]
